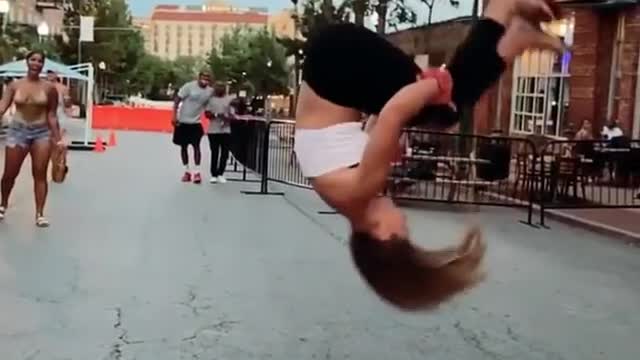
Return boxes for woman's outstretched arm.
[352,78,444,202]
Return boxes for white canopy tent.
[0,58,96,150]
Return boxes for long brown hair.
[349,226,486,311]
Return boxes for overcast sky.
[125,0,474,28]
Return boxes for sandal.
[36,215,49,228]
[0,206,5,221]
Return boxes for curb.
[544,209,640,246]
[479,189,640,245]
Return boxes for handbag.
[51,144,69,183]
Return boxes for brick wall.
[613,7,640,135]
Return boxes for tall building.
[3,0,64,35]
[145,1,269,60]
[132,17,152,54]
[267,9,296,39]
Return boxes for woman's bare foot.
[497,16,566,61]
[485,0,560,27]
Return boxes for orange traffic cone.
[94,136,105,153]
[108,130,117,146]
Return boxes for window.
[510,17,574,136]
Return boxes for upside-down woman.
[294,0,565,310]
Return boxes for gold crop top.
[13,87,49,125]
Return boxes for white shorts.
[294,122,368,178]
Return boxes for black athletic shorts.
[172,123,204,146]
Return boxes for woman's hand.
[383,72,449,123]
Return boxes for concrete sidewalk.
[1,132,639,360]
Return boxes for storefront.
[510,17,574,137]
[501,0,640,138]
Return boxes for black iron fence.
[537,139,640,225]
[386,129,537,224]
[266,120,311,189]
[224,117,268,183]
[226,118,640,227]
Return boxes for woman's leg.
[30,138,52,222]
[1,145,30,214]
[180,145,189,167]
[207,134,220,177]
[412,15,564,129]
[217,134,231,177]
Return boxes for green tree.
[422,0,460,25]
[58,0,144,91]
[298,0,351,37]
[127,54,171,98]
[207,27,289,96]
[171,56,207,88]
[0,24,59,62]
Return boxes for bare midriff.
[295,82,362,129]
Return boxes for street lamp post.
[98,61,106,101]
[265,59,273,118]
[290,0,300,117]
[0,0,10,34]
[37,21,50,42]
[461,0,481,135]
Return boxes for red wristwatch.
[420,66,453,103]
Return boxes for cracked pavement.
[1,132,640,359]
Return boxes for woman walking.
[0,50,63,227]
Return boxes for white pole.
[632,41,640,139]
[85,63,94,145]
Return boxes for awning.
[0,58,89,81]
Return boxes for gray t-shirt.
[177,81,213,124]
[206,95,235,134]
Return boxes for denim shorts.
[6,122,51,148]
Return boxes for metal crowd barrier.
[227,119,640,228]
[537,139,640,226]
[388,129,538,224]
[225,116,268,183]
[266,120,311,189]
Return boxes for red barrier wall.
[93,105,211,133]
[92,105,270,134]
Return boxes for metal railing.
[385,129,538,223]
[226,118,640,228]
[266,120,311,189]
[537,139,640,225]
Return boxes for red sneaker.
[181,172,192,182]
[193,173,202,184]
